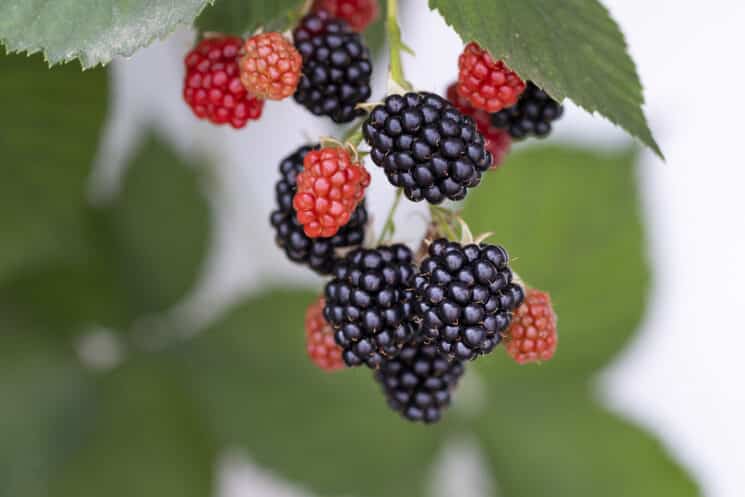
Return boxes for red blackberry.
[415,239,524,361]
[375,337,464,423]
[292,147,370,238]
[270,145,368,275]
[240,32,302,100]
[484,129,512,170]
[446,82,512,169]
[323,245,418,368]
[362,92,492,204]
[306,297,345,371]
[293,10,373,123]
[183,36,264,128]
[456,42,525,113]
[312,0,380,32]
[504,289,558,364]
[491,81,564,139]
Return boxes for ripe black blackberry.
[363,92,492,204]
[323,244,418,368]
[490,81,564,139]
[415,239,525,361]
[270,145,368,275]
[375,338,465,423]
[293,10,373,123]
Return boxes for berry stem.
[287,0,314,28]
[344,125,364,148]
[456,217,474,244]
[377,187,404,244]
[429,205,458,241]
[386,0,413,93]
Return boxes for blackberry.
[415,239,525,361]
[313,0,380,33]
[491,81,564,139]
[323,245,418,368]
[362,92,492,204]
[306,296,345,371]
[375,338,465,423]
[293,10,373,123]
[505,288,558,364]
[293,146,370,238]
[183,36,264,128]
[270,145,368,275]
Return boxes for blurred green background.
[0,51,699,497]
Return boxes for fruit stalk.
[377,187,403,244]
[386,0,413,92]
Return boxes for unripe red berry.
[484,129,512,170]
[293,147,370,238]
[305,297,345,371]
[504,289,558,364]
[457,42,525,113]
[312,0,380,32]
[240,32,303,101]
[183,36,264,129]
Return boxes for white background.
[99,1,745,495]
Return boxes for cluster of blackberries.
[270,141,523,422]
[321,239,522,423]
[183,7,374,127]
[270,145,524,422]
[491,81,564,139]
[270,145,369,275]
[363,92,493,204]
[448,42,563,148]
[189,0,557,425]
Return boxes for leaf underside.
[0,0,211,68]
[196,0,304,36]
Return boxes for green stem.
[287,0,314,27]
[430,205,458,241]
[377,188,404,244]
[386,0,413,92]
[344,125,364,147]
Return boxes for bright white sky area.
[99,1,745,495]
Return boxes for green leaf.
[0,52,108,286]
[0,254,130,338]
[475,385,700,497]
[196,0,304,36]
[47,358,217,497]
[92,136,211,320]
[0,305,214,497]
[428,0,663,158]
[0,0,210,68]
[0,330,94,497]
[463,145,650,382]
[179,289,437,497]
[0,135,212,336]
